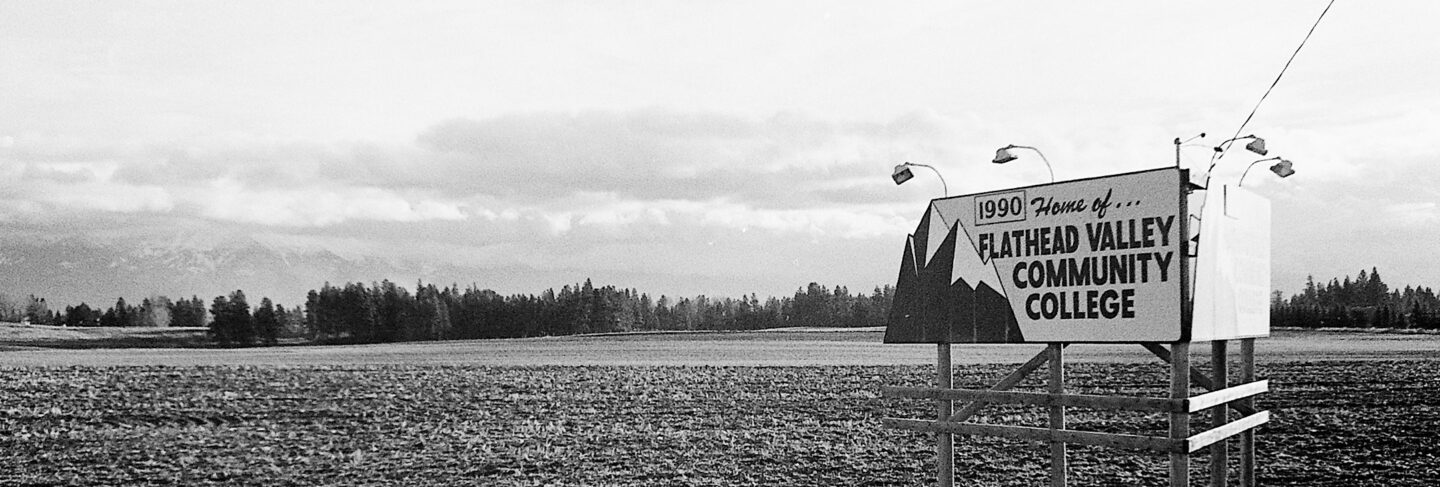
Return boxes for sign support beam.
[1211,340,1229,487]
[937,343,954,487]
[1239,338,1256,487]
[1143,343,1256,416]
[883,341,1265,485]
[1048,343,1067,486]
[1170,342,1191,487]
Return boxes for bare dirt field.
[1,329,1437,485]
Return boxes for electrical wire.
[1192,0,1338,293]
[1216,0,1338,162]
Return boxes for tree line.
[3,280,895,347]
[1271,267,1440,329]
[0,291,306,346]
[8,266,1435,347]
[303,279,895,344]
[0,294,210,329]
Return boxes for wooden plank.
[948,346,1058,423]
[1239,339,1256,487]
[885,415,1273,456]
[1049,343,1067,487]
[1211,340,1229,487]
[1187,380,1268,413]
[1145,343,1257,416]
[1187,411,1270,453]
[882,418,1180,453]
[882,386,1176,412]
[882,379,1266,414]
[1170,341,1190,487]
[937,343,953,487]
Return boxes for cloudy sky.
[2,1,1437,299]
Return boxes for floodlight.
[1244,137,1268,156]
[1203,134,1273,188]
[1238,156,1294,186]
[991,147,1018,164]
[990,144,1055,183]
[1270,159,1295,178]
[890,162,948,197]
[892,164,915,185]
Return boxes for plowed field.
[1,331,1437,485]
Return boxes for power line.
[1217,0,1338,162]
[1193,0,1338,295]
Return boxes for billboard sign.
[885,167,1191,343]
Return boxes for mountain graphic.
[884,207,1023,343]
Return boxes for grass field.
[1,328,1437,485]
[0,323,213,351]
[1,325,1435,366]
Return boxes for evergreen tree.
[169,296,207,328]
[115,297,135,327]
[209,290,256,346]
[209,295,233,346]
[64,303,98,327]
[99,307,120,327]
[229,290,255,345]
[254,297,280,346]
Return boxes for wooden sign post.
[937,344,953,487]
[882,167,1271,486]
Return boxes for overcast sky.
[2,1,1437,299]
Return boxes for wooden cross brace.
[945,343,1255,422]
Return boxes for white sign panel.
[1192,185,1272,340]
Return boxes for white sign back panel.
[1191,185,1272,340]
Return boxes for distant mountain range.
[0,230,807,310]
[0,234,461,308]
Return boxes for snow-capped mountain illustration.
[885,204,1023,343]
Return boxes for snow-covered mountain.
[0,228,773,311]
[0,233,466,309]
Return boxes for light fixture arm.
[901,162,948,197]
[1174,133,1206,167]
[1212,134,1262,157]
[1238,156,1284,186]
[1001,145,1055,183]
[1203,134,1264,190]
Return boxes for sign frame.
[880,167,1272,487]
[886,166,1202,344]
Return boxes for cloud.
[21,107,1324,301]
[1,132,482,228]
[0,159,174,218]
[188,179,465,227]
[2,109,1006,235]
[519,192,913,240]
[413,110,957,206]
[1384,202,1438,226]
[42,181,174,214]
